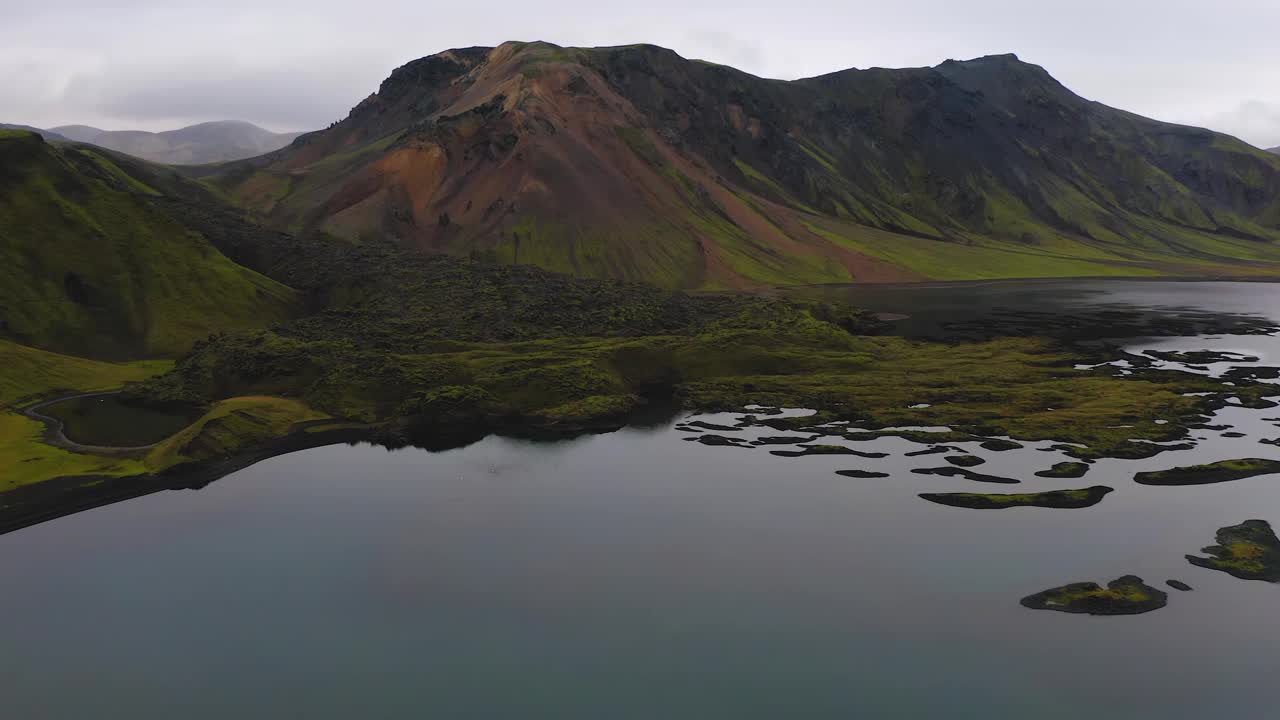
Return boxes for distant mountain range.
[0,120,304,165]
[197,41,1280,288]
[1270,146,1280,155]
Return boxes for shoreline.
[780,275,1280,292]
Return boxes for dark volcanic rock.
[686,434,750,448]
[751,435,822,446]
[835,469,891,479]
[1186,520,1280,582]
[771,445,888,458]
[685,420,741,432]
[1020,575,1168,615]
[919,485,1113,510]
[1166,580,1193,592]
[910,467,1020,484]
[1144,350,1258,364]
[904,446,957,457]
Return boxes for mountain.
[0,129,296,358]
[1270,147,1280,155]
[0,123,72,143]
[46,120,305,165]
[201,42,1280,289]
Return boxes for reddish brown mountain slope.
[204,42,1280,288]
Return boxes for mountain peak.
[211,43,1280,289]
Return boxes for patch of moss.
[1185,520,1280,581]
[1036,461,1090,479]
[1021,575,1167,615]
[1135,458,1280,486]
[920,485,1113,510]
[144,396,327,472]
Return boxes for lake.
[5,280,1280,718]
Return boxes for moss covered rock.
[1135,458,1280,486]
[1185,520,1280,582]
[920,486,1112,510]
[1021,575,1167,615]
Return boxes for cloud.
[1207,101,1280,149]
[3,0,1280,146]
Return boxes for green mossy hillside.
[0,340,171,408]
[0,131,296,358]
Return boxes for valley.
[4,38,1280,718]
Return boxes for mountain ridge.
[9,120,307,165]
[0,129,296,357]
[199,41,1280,288]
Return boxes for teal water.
[5,281,1280,718]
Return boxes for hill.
[1270,147,1280,155]
[200,42,1280,288]
[0,130,296,358]
[0,123,72,143]
[46,120,305,165]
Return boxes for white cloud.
[3,0,1279,144]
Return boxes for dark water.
[37,393,200,446]
[6,281,1280,718]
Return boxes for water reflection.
[4,280,1280,718]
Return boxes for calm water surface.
[6,281,1280,718]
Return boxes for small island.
[911,467,1020,484]
[1035,462,1090,478]
[1185,520,1280,582]
[771,445,888,458]
[945,455,986,467]
[1134,458,1280,486]
[920,486,1113,510]
[1020,575,1168,615]
[835,469,890,479]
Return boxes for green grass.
[0,340,171,408]
[145,396,327,471]
[0,413,147,493]
[804,218,1160,281]
[134,294,1249,460]
[0,340,173,492]
[0,131,297,358]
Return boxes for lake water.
[6,281,1280,718]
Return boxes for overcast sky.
[4,0,1278,148]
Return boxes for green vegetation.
[1134,458,1280,486]
[0,340,172,492]
[0,340,170,408]
[0,413,146,493]
[1036,462,1090,479]
[1185,520,1280,582]
[125,262,1272,461]
[920,486,1113,510]
[0,131,296,358]
[145,396,327,472]
[188,43,1280,288]
[1020,575,1168,615]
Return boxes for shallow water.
[5,281,1280,718]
